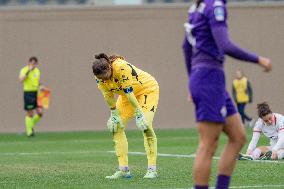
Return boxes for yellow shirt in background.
[97,58,158,96]
[233,77,249,103]
[19,66,41,92]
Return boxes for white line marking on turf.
[107,151,284,164]
[107,151,219,160]
[2,150,284,164]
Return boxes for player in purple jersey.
[182,0,272,189]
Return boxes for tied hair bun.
[94,53,109,61]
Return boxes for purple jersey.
[183,0,258,73]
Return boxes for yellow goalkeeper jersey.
[96,58,158,96]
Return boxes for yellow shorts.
[116,89,159,124]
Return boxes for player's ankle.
[119,166,129,172]
[148,165,156,171]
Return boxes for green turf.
[0,128,283,189]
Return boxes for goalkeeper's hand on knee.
[107,109,124,133]
[135,109,148,131]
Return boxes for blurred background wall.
[0,3,283,133]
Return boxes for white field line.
[0,152,283,189]
[107,151,284,164]
[1,150,284,164]
[0,136,198,145]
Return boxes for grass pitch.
[0,128,283,189]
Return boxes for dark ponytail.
[94,53,110,63]
[257,102,272,118]
[196,0,204,8]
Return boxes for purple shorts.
[189,67,237,123]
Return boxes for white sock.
[119,166,129,171]
[251,148,262,160]
[148,165,156,171]
[277,150,284,160]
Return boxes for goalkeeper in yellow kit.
[92,53,159,179]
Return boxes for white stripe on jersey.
[188,3,206,14]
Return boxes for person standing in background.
[232,69,253,125]
[182,0,272,188]
[19,56,44,137]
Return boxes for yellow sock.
[143,112,157,167]
[143,127,157,166]
[113,128,128,167]
[32,114,41,128]
[25,116,34,136]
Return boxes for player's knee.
[199,140,218,156]
[26,110,33,117]
[113,128,125,140]
[144,128,156,139]
[230,132,246,149]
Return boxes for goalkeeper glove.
[135,109,148,131]
[107,109,124,133]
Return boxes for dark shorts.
[189,67,237,123]
[24,91,38,111]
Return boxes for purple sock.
[216,174,231,189]
[195,186,208,189]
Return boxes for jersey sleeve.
[116,63,134,94]
[96,79,112,96]
[19,67,28,78]
[253,119,263,132]
[207,1,227,27]
[247,131,261,152]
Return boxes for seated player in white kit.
[239,102,284,160]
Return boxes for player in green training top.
[19,57,44,137]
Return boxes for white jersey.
[247,113,284,151]
[254,113,284,143]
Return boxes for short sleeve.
[96,79,108,93]
[19,67,28,78]
[207,1,227,27]
[116,63,134,94]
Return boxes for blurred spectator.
[232,69,253,124]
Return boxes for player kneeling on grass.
[92,53,159,179]
[239,102,284,160]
